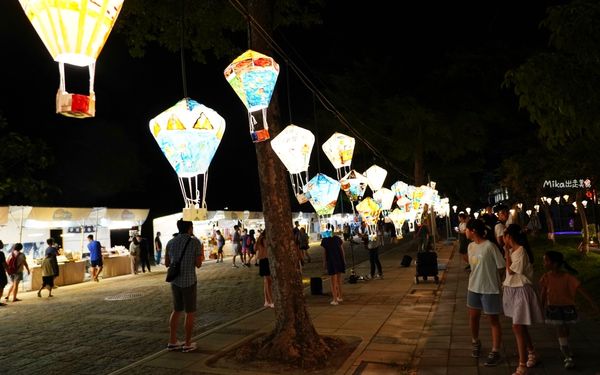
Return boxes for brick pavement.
[0,238,383,375]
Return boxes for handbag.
[165,236,192,282]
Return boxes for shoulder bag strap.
[175,236,193,264]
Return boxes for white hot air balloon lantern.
[270,124,315,203]
[149,98,225,220]
[373,188,395,216]
[322,132,355,180]
[364,164,388,192]
[19,0,124,118]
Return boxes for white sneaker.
[330,300,339,305]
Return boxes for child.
[502,224,543,375]
[539,250,599,369]
[37,253,55,298]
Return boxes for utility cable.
[228,0,413,182]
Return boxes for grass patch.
[530,234,600,320]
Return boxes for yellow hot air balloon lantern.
[322,132,355,180]
[19,0,124,118]
[224,50,279,143]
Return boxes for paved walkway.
[108,241,600,375]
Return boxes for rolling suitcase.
[415,251,439,284]
[400,255,412,267]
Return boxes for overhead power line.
[227,0,414,183]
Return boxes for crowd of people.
[460,205,599,374]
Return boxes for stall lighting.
[546,198,552,204]
[473,212,479,219]
[466,207,471,214]
[554,197,561,204]
[517,203,523,209]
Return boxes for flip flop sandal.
[166,341,183,351]
[181,343,197,353]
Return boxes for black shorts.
[42,276,54,288]
[217,246,224,254]
[91,259,103,267]
[171,283,197,313]
[259,258,270,277]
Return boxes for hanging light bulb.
[546,198,552,204]
[582,200,588,208]
[554,197,561,204]
[533,204,540,212]
[466,207,471,214]
[473,212,479,219]
[563,194,569,202]
[452,205,458,213]
[526,210,532,217]
[517,203,523,209]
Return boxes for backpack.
[6,254,19,275]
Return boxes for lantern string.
[228,0,413,182]
[180,0,188,98]
[89,63,95,97]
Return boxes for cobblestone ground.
[0,238,413,375]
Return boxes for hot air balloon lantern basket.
[56,62,96,118]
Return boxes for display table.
[102,255,131,278]
[31,261,86,290]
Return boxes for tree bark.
[246,0,334,367]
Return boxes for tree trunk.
[414,123,425,185]
[576,192,589,255]
[542,202,555,244]
[246,0,334,367]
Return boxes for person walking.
[458,213,471,271]
[5,243,30,302]
[154,232,163,266]
[45,238,60,284]
[129,236,140,274]
[539,250,599,369]
[231,225,242,268]
[0,240,7,306]
[321,230,345,305]
[255,230,273,308]
[465,219,505,366]
[165,219,203,353]
[137,234,151,273]
[367,224,384,279]
[87,235,103,282]
[245,229,256,267]
[215,230,225,263]
[298,227,311,263]
[502,224,543,375]
[37,252,55,298]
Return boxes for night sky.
[0,1,559,225]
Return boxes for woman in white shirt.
[503,224,543,375]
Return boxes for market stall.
[0,206,149,290]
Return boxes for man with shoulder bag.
[165,219,203,353]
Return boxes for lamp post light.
[466,207,471,215]
[473,212,479,219]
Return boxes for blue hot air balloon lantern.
[304,173,341,236]
[224,50,279,143]
[149,98,225,218]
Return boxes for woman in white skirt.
[503,224,543,375]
